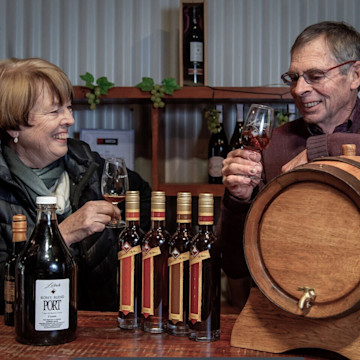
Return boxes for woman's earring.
[14,137,18,143]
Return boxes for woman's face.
[14,85,74,169]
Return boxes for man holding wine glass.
[218,21,360,300]
[0,58,151,314]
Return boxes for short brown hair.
[0,57,73,141]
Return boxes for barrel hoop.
[311,156,360,169]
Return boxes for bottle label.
[168,250,190,323]
[189,249,211,324]
[208,156,224,177]
[142,245,161,318]
[35,278,69,331]
[190,41,203,62]
[4,277,15,303]
[118,244,142,315]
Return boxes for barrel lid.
[244,160,360,318]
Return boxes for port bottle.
[15,196,77,345]
[118,190,143,329]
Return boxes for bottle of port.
[189,193,220,342]
[229,104,244,150]
[183,5,204,86]
[4,214,27,326]
[141,191,170,333]
[208,105,229,184]
[118,190,144,329]
[167,192,193,336]
[15,196,77,345]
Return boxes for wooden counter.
[0,311,346,359]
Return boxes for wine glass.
[101,157,129,228]
[241,104,275,152]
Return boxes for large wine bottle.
[189,193,220,342]
[4,214,27,326]
[141,191,170,333]
[167,192,193,336]
[15,196,77,345]
[229,104,244,150]
[208,105,229,184]
[118,190,144,329]
[183,5,204,86]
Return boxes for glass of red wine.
[101,157,129,228]
[241,104,274,152]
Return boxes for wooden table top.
[0,311,347,359]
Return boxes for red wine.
[141,191,170,333]
[189,193,220,342]
[241,130,270,151]
[4,215,27,326]
[15,196,77,345]
[103,194,126,204]
[167,192,192,336]
[183,5,204,86]
[118,191,143,329]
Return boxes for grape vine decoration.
[136,77,181,108]
[80,72,115,110]
[205,108,221,134]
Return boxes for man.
[218,21,360,293]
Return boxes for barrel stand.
[231,287,360,360]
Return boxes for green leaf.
[80,72,95,84]
[162,77,181,95]
[96,76,115,95]
[136,77,155,92]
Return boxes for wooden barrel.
[244,154,360,319]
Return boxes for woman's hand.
[222,149,263,201]
[58,200,121,246]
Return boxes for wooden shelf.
[73,86,292,195]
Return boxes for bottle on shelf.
[167,192,193,336]
[4,214,27,326]
[189,193,221,342]
[141,191,170,333]
[118,190,144,329]
[208,105,229,184]
[183,5,204,86]
[229,104,244,150]
[15,196,77,345]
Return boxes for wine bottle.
[189,193,220,342]
[118,190,144,329]
[141,191,170,333]
[167,192,192,336]
[4,214,27,326]
[15,196,77,345]
[183,5,204,86]
[229,104,244,150]
[208,105,229,184]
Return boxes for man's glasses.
[281,60,357,86]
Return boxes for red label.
[120,256,132,315]
[142,257,152,318]
[189,262,201,324]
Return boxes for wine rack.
[73,86,292,197]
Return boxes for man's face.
[289,36,357,134]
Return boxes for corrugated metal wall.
[1,0,359,183]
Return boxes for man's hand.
[281,149,308,173]
[222,149,263,200]
[58,200,121,246]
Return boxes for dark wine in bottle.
[4,214,27,326]
[208,105,229,184]
[229,104,244,150]
[167,192,192,336]
[141,191,170,333]
[183,5,204,86]
[118,190,144,329]
[189,193,220,342]
[15,196,77,345]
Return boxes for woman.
[0,57,151,312]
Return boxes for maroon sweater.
[218,97,360,279]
